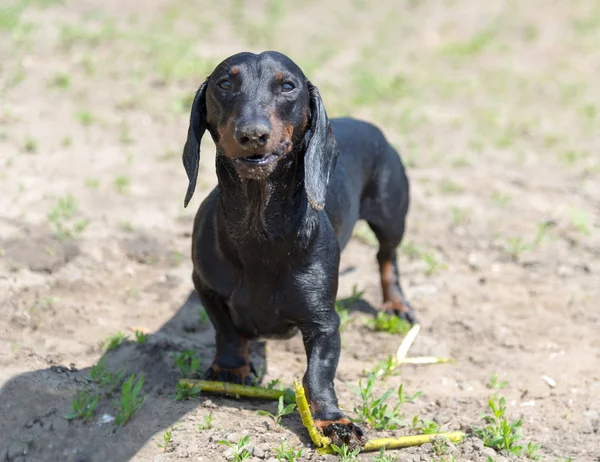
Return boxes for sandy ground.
[1,0,599,461]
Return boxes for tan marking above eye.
[231,67,239,76]
[275,72,283,81]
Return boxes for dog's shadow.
[337,265,380,317]
[0,292,310,462]
[0,287,381,461]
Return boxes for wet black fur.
[181,51,413,445]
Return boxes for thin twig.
[396,323,421,362]
[317,432,465,454]
[293,379,331,447]
[400,356,455,365]
[180,379,290,400]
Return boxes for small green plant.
[372,447,396,461]
[422,252,448,276]
[51,71,71,89]
[48,194,89,240]
[29,296,58,314]
[5,66,24,89]
[450,206,471,225]
[62,136,72,147]
[114,175,130,194]
[198,308,210,325]
[103,331,128,351]
[196,413,213,431]
[411,415,441,434]
[580,103,597,120]
[352,221,378,246]
[64,389,99,422]
[400,241,422,259]
[173,382,202,401]
[342,285,365,305]
[115,374,146,426]
[119,126,134,145]
[23,136,38,153]
[126,287,140,298]
[570,209,591,236]
[274,441,304,462]
[256,395,296,429]
[335,285,364,331]
[534,221,553,245]
[397,383,422,405]
[440,180,463,194]
[170,93,196,115]
[452,156,471,168]
[492,191,512,206]
[504,237,531,261]
[171,250,182,265]
[87,359,124,396]
[134,330,148,344]
[439,27,496,57]
[369,312,411,335]
[330,442,360,461]
[85,178,100,188]
[156,427,172,453]
[351,68,409,107]
[559,149,587,165]
[75,110,94,126]
[267,378,283,390]
[367,354,400,380]
[432,435,450,456]
[173,349,202,378]
[352,373,419,430]
[335,302,351,332]
[120,221,134,232]
[474,396,523,456]
[218,435,252,461]
[524,441,542,460]
[250,364,265,387]
[487,373,508,390]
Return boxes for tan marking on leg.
[380,260,410,314]
[313,417,351,429]
[209,362,252,382]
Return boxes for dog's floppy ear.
[182,80,209,208]
[304,82,338,211]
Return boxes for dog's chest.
[226,274,296,338]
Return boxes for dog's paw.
[315,418,365,449]
[203,362,256,386]
[382,298,417,325]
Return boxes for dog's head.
[182,51,338,211]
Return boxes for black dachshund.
[181,51,414,447]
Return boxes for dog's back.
[325,117,410,251]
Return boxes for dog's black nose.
[235,120,271,150]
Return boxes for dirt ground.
[1,0,599,461]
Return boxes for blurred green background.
[3,0,599,175]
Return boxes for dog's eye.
[281,82,295,92]
[218,80,232,90]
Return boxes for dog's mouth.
[234,140,293,168]
[237,152,279,166]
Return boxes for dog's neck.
[215,149,313,245]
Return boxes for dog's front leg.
[193,275,255,385]
[300,314,365,448]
